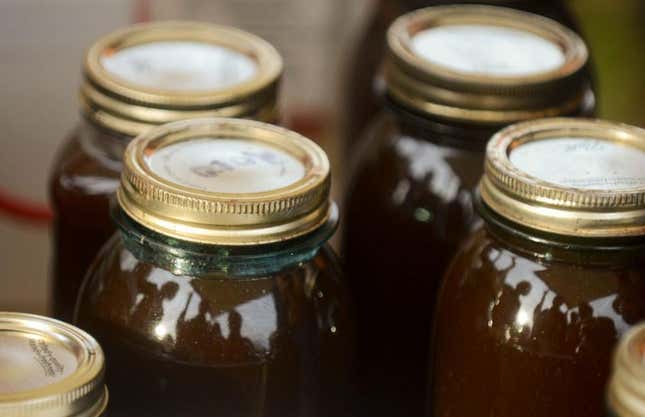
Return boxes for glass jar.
[432,118,645,417]
[342,0,586,154]
[49,21,283,322]
[74,118,355,417]
[343,6,593,417]
[607,323,645,417]
[0,312,107,416]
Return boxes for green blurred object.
[570,0,645,126]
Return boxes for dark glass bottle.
[607,323,645,417]
[75,118,355,417]
[0,312,107,416]
[342,0,585,153]
[343,6,593,417]
[432,118,645,417]
[49,21,282,322]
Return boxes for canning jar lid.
[81,21,283,137]
[608,323,645,417]
[386,5,589,124]
[480,118,645,238]
[118,117,333,245]
[0,312,107,417]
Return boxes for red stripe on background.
[0,189,52,225]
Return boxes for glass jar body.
[343,107,490,417]
[75,229,355,417]
[49,120,127,322]
[431,225,645,417]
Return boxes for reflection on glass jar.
[431,118,645,417]
[49,21,283,323]
[74,118,355,417]
[343,6,593,417]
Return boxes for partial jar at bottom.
[0,312,107,417]
[75,213,354,417]
[607,323,645,417]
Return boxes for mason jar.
[74,118,355,417]
[343,6,594,416]
[432,118,645,417]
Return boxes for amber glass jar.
[607,323,645,417]
[343,6,593,417]
[74,118,354,417]
[343,0,585,153]
[0,312,107,416]
[49,22,283,323]
[431,118,645,417]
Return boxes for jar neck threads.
[477,195,645,267]
[113,206,337,277]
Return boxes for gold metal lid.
[386,5,589,124]
[0,313,107,417]
[480,118,645,238]
[117,117,333,245]
[82,21,283,137]
[608,323,645,417]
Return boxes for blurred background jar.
[607,323,645,417]
[343,6,592,417]
[340,0,587,155]
[0,312,107,417]
[431,118,645,417]
[74,118,355,417]
[49,21,282,323]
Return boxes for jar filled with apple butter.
[342,0,588,154]
[49,21,283,323]
[607,323,645,417]
[74,118,355,417]
[343,6,593,417]
[0,312,107,417]
[432,118,645,417]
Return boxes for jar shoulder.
[76,236,350,364]
[348,111,486,232]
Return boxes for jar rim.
[81,21,282,136]
[480,118,645,238]
[118,117,333,246]
[385,5,589,124]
